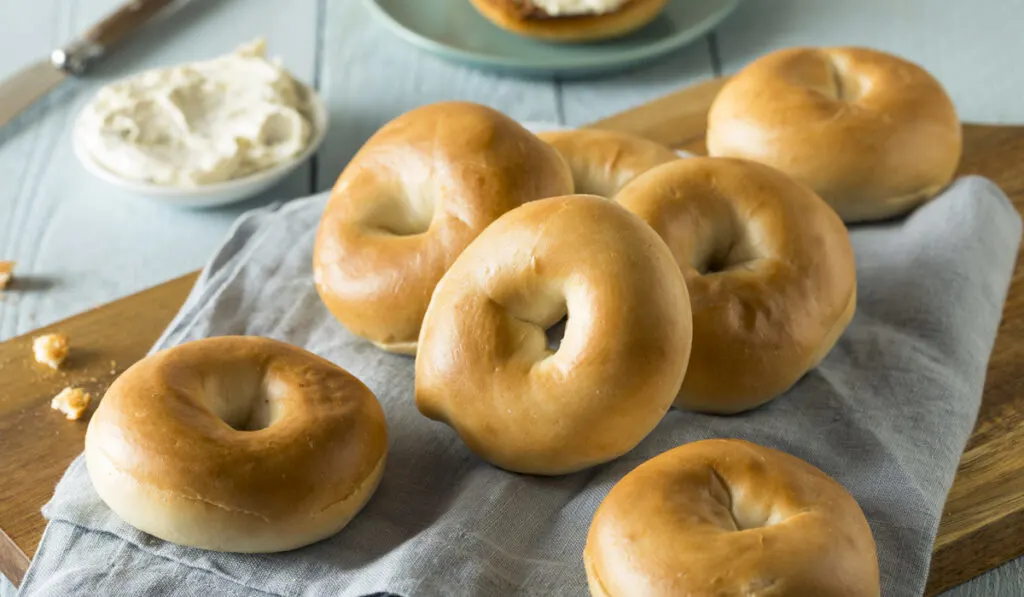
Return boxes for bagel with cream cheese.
[469,0,670,42]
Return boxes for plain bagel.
[468,0,670,42]
[616,157,856,414]
[85,336,388,553]
[313,101,573,354]
[538,129,679,197]
[585,439,880,596]
[707,46,961,222]
[416,195,692,475]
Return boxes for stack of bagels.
[85,46,961,596]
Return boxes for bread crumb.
[33,333,69,369]
[51,387,91,420]
[0,261,12,290]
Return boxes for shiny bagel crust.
[616,157,856,413]
[313,101,573,354]
[538,129,679,197]
[468,0,669,42]
[585,439,880,597]
[707,46,961,222]
[85,336,388,552]
[415,195,692,475]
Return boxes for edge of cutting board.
[1,77,1023,594]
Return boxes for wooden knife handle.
[82,0,175,50]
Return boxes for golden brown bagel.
[469,0,669,42]
[616,157,856,414]
[416,195,692,475]
[313,101,573,354]
[585,439,880,597]
[707,46,962,222]
[538,129,679,197]
[85,336,388,552]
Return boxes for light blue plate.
[364,0,741,77]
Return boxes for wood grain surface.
[1,79,1023,594]
[0,273,196,586]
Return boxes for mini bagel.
[468,0,670,43]
[616,157,856,414]
[314,101,573,354]
[85,336,388,552]
[415,195,692,475]
[538,129,679,197]
[585,439,880,597]
[707,46,961,222]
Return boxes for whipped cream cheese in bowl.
[73,39,327,207]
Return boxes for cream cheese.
[76,39,313,187]
[530,0,628,16]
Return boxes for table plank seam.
[554,76,566,126]
[309,0,328,195]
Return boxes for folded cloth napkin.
[18,175,1021,597]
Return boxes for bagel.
[416,195,692,475]
[707,46,961,222]
[538,129,679,197]
[468,0,669,42]
[313,101,573,354]
[616,157,856,413]
[85,336,388,552]
[585,439,880,596]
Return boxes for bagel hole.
[824,54,862,102]
[696,241,756,275]
[701,254,731,275]
[709,467,742,531]
[709,467,783,532]
[202,370,279,432]
[497,286,568,356]
[212,395,274,432]
[236,395,274,431]
[545,316,569,352]
[362,192,434,236]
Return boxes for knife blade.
[0,0,175,130]
[0,61,67,128]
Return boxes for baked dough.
[416,195,692,474]
[314,101,572,354]
[707,46,961,222]
[538,129,678,197]
[85,336,388,552]
[585,439,880,596]
[617,157,856,413]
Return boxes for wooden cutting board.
[2,78,1023,593]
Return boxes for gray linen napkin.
[17,175,1021,597]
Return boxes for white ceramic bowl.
[72,83,328,208]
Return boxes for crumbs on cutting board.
[0,260,13,290]
[33,333,70,370]
[51,386,92,421]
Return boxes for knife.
[0,0,175,129]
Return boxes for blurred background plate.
[363,0,742,77]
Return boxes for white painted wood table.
[1,0,1022,594]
